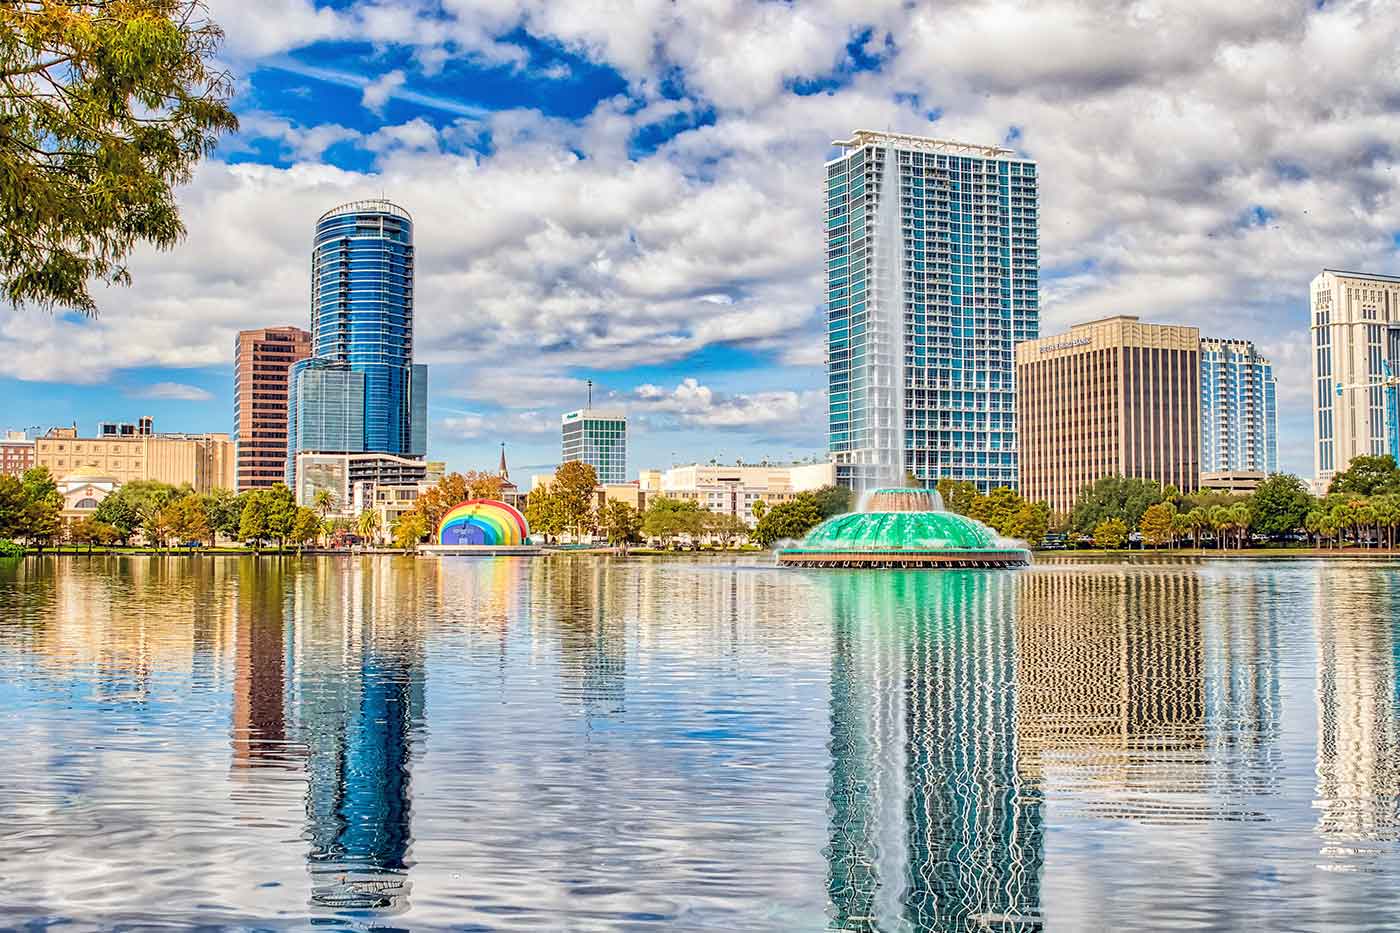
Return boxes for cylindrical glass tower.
[311,200,419,454]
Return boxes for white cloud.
[361,69,406,115]
[630,378,822,437]
[440,409,555,439]
[127,382,214,401]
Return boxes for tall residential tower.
[1310,269,1400,490]
[825,130,1039,492]
[1199,338,1277,476]
[289,200,428,486]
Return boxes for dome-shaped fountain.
[777,488,1030,569]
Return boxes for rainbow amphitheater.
[419,500,542,556]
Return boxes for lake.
[0,555,1397,930]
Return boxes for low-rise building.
[35,421,236,492]
[1,431,35,477]
[294,451,436,514]
[638,461,837,525]
[1200,471,1267,495]
[57,470,119,520]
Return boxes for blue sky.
[3,0,1399,482]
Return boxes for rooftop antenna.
[587,379,593,409]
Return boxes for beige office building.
[36,424,236,492]
[1017,316,1201,516]
[1309,269,1400,492]
[638,461,837,525]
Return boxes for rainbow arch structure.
[437,499,530,547]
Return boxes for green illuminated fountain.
[776,488,1031,569]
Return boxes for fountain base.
[777,547,1029,569]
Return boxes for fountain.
[776,488,1030,569]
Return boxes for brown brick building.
[1,433,35,477]
[1016,316,1201,517]
[234,327,311,491]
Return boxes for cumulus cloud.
[630,379,823,438]
[7,0,1400,478]
[361,69,406,114]
[127,382,214,402]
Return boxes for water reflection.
[825,572,1042,932]
[1314,565,1400,869]
[4,557,1400,929]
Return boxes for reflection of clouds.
[1314,566,1400,868]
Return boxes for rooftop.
[1320,268,1400,283]
[831,129,1017,159]
[318,199,413,224]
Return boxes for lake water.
[1,555,1397,931]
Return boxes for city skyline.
[3,3,1398,482]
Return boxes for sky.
[3,0,1400,482]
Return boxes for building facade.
[1199,338,1277,476]
[289,200,428,488]
[0,431,35,477]
[636,461,837,525]
[234,326,311,492]
[292,451,438,513]
[825,130,1039,492]
[1017,316,1201,516]
[36,424,236,492]
[561,408,627,485]
[1310,269,1400,490]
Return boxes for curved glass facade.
[310,200,423,456]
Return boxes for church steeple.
[498,442,509,479]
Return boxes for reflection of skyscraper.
[824,571,1042,931]
[292,561,426,914]
[537,556,627,718]
[231,561,293,768]
[1314,567,1400,864]
[1016,570,1213,820]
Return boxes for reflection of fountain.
[824,571,1043,931]
[778,488,1029,568]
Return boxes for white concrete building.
[638,461,837,525]
[1310,269,1400,489]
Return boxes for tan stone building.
[1017,316,1201,516]
[36,424,236,493]
[234,326,312,492]
[1309,269,1400,491]
[638,461,837,525]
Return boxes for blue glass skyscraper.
[1200,338,1278,474]
[825,131,1039,492]
[289,200,427,483]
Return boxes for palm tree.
[357,508,382,546]
[1228,503,1251,549]
[1170,511,1190,549]
[1209,506,1231,550]
[1304,510,1323,548]
[312,488,337,520]
[1187,507,1210,549]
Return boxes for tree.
[1249,474,1314,539]
[1228,502,1252,549]
[392,511,427,551]
[704,511,749,549]
[1002,501,1050,548]
[1070,476,1164,534]
[290,506,320,553]
[1170,510,1191,549]
[311,488,337,520]
[598,500,643,553]
[524,485,566,544]
[202,487,239,542]
[1328,455,1400,497]
[0,474,24,538]
[463,470,504,501]
[19,467,61,551]
[261,484,297,550]
[808,485,854,519]
[238,490,269,551]
[642,496,704,549]
[1304,510,1324,548]
[357,508,382,545]
[751,498,768,522]
[161,493,209,546]
[411,472,469,536]
[1185,507,1211,549]
[92,479,183,544]
[1092,517,1129,550]
[936,478,981,516]
[0,0,238,313]
[69,516,116,553]
[552,460,598,536]
[1138,502,1176,548]
[752,497,822,548]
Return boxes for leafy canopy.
[1,0,238,312]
